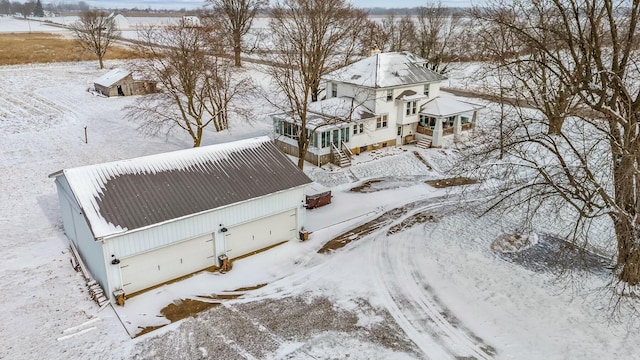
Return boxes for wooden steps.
[416,138,431,149]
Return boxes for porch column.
[453,115,461,143]
[432,118,444,147]
[471,110,479,135]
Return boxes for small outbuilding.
[93,68,156,97]
[49,137,312,301]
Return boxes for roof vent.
[351,75,361,80]
[392,71,400,77]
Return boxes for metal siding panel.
[54,176,110,295]
[106,189,305,258]
[72,204,109,294]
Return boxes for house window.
[274,118,282,135]
[423,84,429,97]
[376,114,388,129]
[282,122,299,139]
[397,126,402,136]
[461,116,470,124]
[310,132,318,147]
[353,124,358,135]
[331,83,337,98]
[405,101,417,116]
[386,89,393,101]
[359,123,364,133]
[321,131,331,148]
[446,116,455,127]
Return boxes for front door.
[396,126,403,145]
[332,129,339,147]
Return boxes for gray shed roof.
[94,68,131,87]
[50,137,311,239]
[322,52,447,89]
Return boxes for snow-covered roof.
[93,68,131,88]
[50,137,311,239]
[323,52,447,89]
[307,97,374,120]
[419,96,485,117]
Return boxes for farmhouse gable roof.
[322,51,447,89]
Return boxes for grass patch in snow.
[425,176,478,188]
[491,233,538,253]
[0,32,139,65]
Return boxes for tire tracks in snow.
[371,201,495,360]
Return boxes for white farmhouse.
[273,51,484,166]
[49,137,311,303]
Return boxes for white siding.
[103,187,306,295]
[55,177,109,296]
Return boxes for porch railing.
[341,141,353,157]
[416,125,433,136]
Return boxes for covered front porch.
[414,97,484,147]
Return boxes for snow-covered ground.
[1,37,639,360]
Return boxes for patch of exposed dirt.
[132,296,422,360]
[135,297,223,338]
[491,233,537,253]
[425,177,478,188]
[318,207,408,253]
[233,283,268,292]
[135,325,165,338]
[236,296,420,354]
[497,234,613,273]
[162,298,222,322]
[134,284,268,337]
[413,151,433,170]
[387,212,438,235]
[350,179,384,192]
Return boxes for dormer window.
[405,101,417,116]
[423,84,429,97]
[386,89,393,101]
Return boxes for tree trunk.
[233,31,242,67]
[547,117,565,136]
[612,150,640,285]
[311,79,320,102]
[297,137,307,170]
[194,127,203,147]
[614,218,640,286]
[98,55,104,69]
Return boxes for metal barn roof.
[322,52,447,89]
[50,137,311,239]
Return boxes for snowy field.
[1,22,640,359]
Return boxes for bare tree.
[267,0,368,169]
[126,20,251,147]
[205,0,267,67]
[465,0,640,294]
[412,3,462,74]
[70,11,120,69]
[378,13,416,52]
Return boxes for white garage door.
[225,209,296,259]
[120,233,215,295]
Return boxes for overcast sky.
[42,0,479,10]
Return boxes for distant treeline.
[0,0,89,17]
[0,1,469,17]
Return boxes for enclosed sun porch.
[273,114,356,167]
